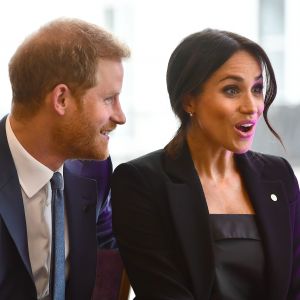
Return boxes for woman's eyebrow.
[218,73,263,83]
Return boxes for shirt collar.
[6,116,63,198]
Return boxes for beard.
[53,109,110,161]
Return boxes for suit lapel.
[236,153,292,299]
[164,144,214,299]
[64,166,97,299]
[0,116,33,279]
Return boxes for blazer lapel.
[0,116,33,279]
[63,166,97,299]
[164,144,214,299]
[236,152,292,299]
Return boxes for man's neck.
[9,114,64,171]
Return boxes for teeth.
[237,123,254,133]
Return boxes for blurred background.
[2,0,300,179]
[1,0,299,177]
[1,0,299,298]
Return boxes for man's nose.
[112,101,126,125]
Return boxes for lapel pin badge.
[270,194,278,201]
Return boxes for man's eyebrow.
[104,91,120,97]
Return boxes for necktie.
[50,172,65,300]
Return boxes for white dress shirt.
[6,116,69,299]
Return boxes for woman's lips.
[234,121,256,138]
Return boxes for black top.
[209,214,266,300]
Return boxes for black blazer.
[112,143,300,300]
[0,116,98,300]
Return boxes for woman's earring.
[188,112,193,117]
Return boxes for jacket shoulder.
[129,149,163,166]
[112,149,168,191]
[247,150,292,169]
[247,151,297,184]
[116,149,165,173]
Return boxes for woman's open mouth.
[236,123,254,132]
[235,121,256,138]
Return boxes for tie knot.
[51,172,64,190]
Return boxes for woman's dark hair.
[166,28,281,155]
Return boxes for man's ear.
[51,84,72,116]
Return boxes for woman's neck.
[186,134,237,181]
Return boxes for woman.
[111,29,300,299]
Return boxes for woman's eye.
[223,86,239,96]
[252,84,263,94]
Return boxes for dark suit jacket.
[65,157,116,249]
[0,116,98,300]
[112,142,300,300]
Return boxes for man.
[0,18,129,299]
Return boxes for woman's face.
[185,50,264,154]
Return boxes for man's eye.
[223,86,239,96]
[104,96,115,103]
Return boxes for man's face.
[56,59,126,160]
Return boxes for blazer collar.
[164,142,292,299]
[0,115,33,279]
[164,142,215,299]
